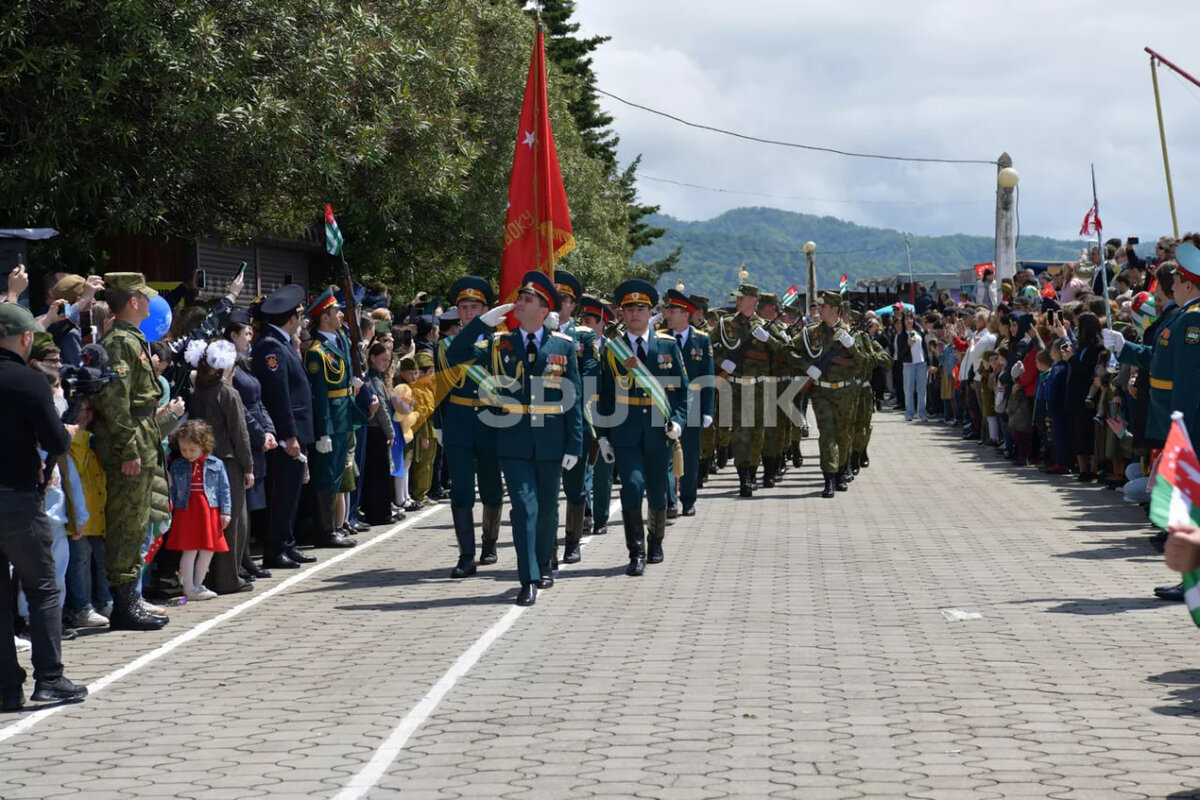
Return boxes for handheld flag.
[974,262,994,279]
[1149,413,1200,626]
[839,274,848,295]
[782,285,799,307]
[1040,281,1057,299]
[324,205,344,257]
[1079,201,1102,237]
[499,23,575,308]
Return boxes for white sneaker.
[13,636,29,653]
[64,607,109,629]
[97,602,112,619]
[188,585,217,601]
[138,598,169,616]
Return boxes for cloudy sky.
[572,0,1200,241]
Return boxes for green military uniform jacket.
[92,320,177,464]
[791,320,864,385]
[713,312,790,379]
[306,331,369,437]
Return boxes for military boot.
[108,583,168,631]
[791,442,803,468]
[647,507,666,564]
[761,456,776,488]
[450,507,477,578]
[821,473,836,499]
[479,505,501,565]
[737,466,754,498]
[835,470,849,492]
[859,449,870,468]
[696,459,707,489]
[624,509,646,576]
[749,465,760,490]
[850,452,861,476]
[716,445,728,470]
[562,501,585,564]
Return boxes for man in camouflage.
[790,290,863,498]
[849,312,891,477]
[91,273,183,630]
[757,292,793,487]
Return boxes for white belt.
[729,376,760,385]
[816,380,852,389]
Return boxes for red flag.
[973,262,994,278]
[499,25,575,307]
[1079,202,1102,237]
[1040,281,1056,299]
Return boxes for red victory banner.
[499,22,575,307]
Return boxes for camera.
[60,343,118,423]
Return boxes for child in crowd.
[61,399,111,629]
[1032,349,1054,467]
[167,420,232,601]
[391,356,420,511]
[406,352,438,506]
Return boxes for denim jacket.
[169,454,232,515]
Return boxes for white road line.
[332,498,622,800]
[0,503,447,744]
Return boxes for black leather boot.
[647,508,666,564]
[750,465,760,490]
[737,466,753,498]
[850,452,861,476]
[860,449,870,468]
[479,505,501,564]
[624,509,646,576]
[791,442,802,468]
[841,461,855,483]
[563,502,585,564]
[835,470,849,492]
[821,473,835,498]
[761,457,776,489]
[450,507,477,578]
[108,583,168,631]
[716,446,728,470]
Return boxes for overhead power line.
[596,88,999,167]
[639,173,987,206]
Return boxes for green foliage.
[636,207,1089,301]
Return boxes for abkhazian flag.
[1149,412,1200,626]
[325,204,344,257]
[782,285,798,306]
[839,274,848,295]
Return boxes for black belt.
[132,407,156,419]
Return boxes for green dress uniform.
[791,291,864,497]
[759,296,792,487]
[852,324,892,473]
[436,276,505,576]
[596,280,689,573]
[445,272,583,605]
[90,274,179,630]
[690,296,720,478]
[580,295,615,535]
[667,323,713,514]
[1147,293,1200,436]
[555,270,599,564]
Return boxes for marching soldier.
[91,273,183,630]
[435,276,506,578]
[757,292,792,487]
[554,270,599,564]
[712,284,790,497]
[851,313,892,475]
[305,287,372,548]
[596,280,689,574]
[688,295,718,486]
[579,295,615,535]
[791,290,864,498]
[445,271,583,607]
[661,288,713,516]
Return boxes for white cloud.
[574,0,1200,240]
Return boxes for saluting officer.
[661,288,713,517]
[553,270,599,564]
[579,295,615,535]
[305,287,372,548]
[251,284,316,569]
[91,273,184,630]
[595,279,689,575]
[792,291,863,498]
[445,271,583,607]
[434,276,507,578]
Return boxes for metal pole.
[904,235,914,305]
[1149,55,1180,239]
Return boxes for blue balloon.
[140,294,173,341]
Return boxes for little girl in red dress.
[167,420,232,601]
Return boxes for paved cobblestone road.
[4,412,1200,799]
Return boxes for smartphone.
[195,269,207,290]
[235,261,248,279]
[1127,236,1140,246]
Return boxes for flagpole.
[1091,165,1120,374]
[533,18,544,275]
[1148,53,1180,239]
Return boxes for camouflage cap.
[817,289,842,307]
[731,284,759,299]
[102,272,158,298]
[758,292,779,307]
[0,302,44,337]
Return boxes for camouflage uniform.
[852,323,892,473]
[760,295,793,485]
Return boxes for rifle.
[795,327,851,397]
[339,255,365,379]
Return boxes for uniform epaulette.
[551,331,573,341]
[492,331,507,339]
[691,327,710,339]
[655,331,675,340]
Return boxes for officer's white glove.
[702,414,713,429]
[666,421,682,440]
[806,365,822,381]
[546,311,560,331]
[1010,360,1025,379]
[752,326,770,343]
[597,436,616,464]
[480,303,515,327]
[352,376,364,390]
[649,312,663,327]
[838,331,856,348]
[561,453,579,471]
[1101,328,1126,356]
[435,428,443,445]
[315,436,333,454]
[720,359,736,374]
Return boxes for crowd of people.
[876,236,1200,607]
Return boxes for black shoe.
[264,553,300,569]
[626,555,645,576]
[762,458,776,489]
[859,450,870,468]
[666,505,679,520]
[1151,530,1168,553]
[108,584,168,632]
[284,547,317,564]
[479,542,498,565]
[2,690,22,713]
[450,558,477,579]
[647,538,664,564]
[350,520,370,533]
[841,464,855,483]
[681,505,696,517]
[821,474,835,499]
[30,677,87,704]
[562,536,581,564]
[1154,582,1185,602]
[516,584,537,606]
[249,566,273,579]
[592,523,608,536]
[583,514,593,532]
[835,473,849,492]
[737,466,753,498]
[536,573,554,589]
[321,530,358,548]
[239,570,255,582]
[850,452,861,476]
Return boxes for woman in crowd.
[226,312,275,580]
[896,313,929,422]
[1065,312,1104,482]
[361,342,401,525]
